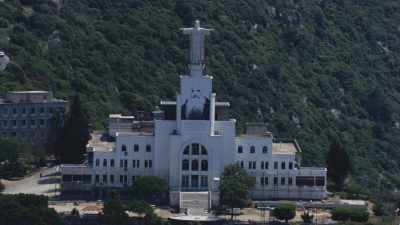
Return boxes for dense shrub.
[331,208,369,222]
[272,204,296,223]
[331,208,351,221]
[349,209,369,222]
[129,176,168,202]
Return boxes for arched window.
[263,146,268,154]
[182,159,189,171]
[103,159,107,167]
[201,160,208,171]
[95,159,100,167]
[110,159,115,167]
[192,143,199,155]
[191,160,199,171]
[183,146,189,155]
[121,144,127,152]
[250,146,256,153]
[201,146,207,155]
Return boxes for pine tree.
[327,137,351,191]
[58,95,90,164]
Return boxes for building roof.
[87,133,114,152]
[109,114,135,119]
[272,143,298,155]
[160,101,230,107]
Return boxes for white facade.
[60,21,327,204]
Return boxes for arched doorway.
[181,143,209,191]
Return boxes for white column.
[209,93,216,136]
[176,94,182,134]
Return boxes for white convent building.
[61,21,327,207]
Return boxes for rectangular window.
[240,161,244,168]
[191,175,199,188]
[200,176,208,188]
[261,161,264,170]
[145,160,148,168]
[296,176,315,186]
[120,175,123,183]
[124,160,128,168]
[39,107,44,114]
[83,175,92,184]
[30,120,35,126]
[252,161,256,169]
[12,108,17,115]
[103,175,108,183]
[30,108,35,114]
[274,161,278,169]
[146,144,151,152]
[134,144,139,152]
[21,120,26,126]
[22,108,26,114]
[265,177,269,185]
[281,162,286,170]
[274,177,278,186]
[110,175,114,183]
[95,175,100,183]
[149,160,152,168]
[289,162,293,170]
[265,161,269,170]
[62,175,72,182]
[182,175,189,188]
[137,160,140,168]
[237,146,243,153]
[132,160,136,168]
[281,177,285,185]
[120,160,123,168]
[261,177,264,186]
[124,175,127,184]
[316,177,325,186]
[132,176,136,183]
[288,177,293,186]
[248,161,252,169]
[12,120,16,127]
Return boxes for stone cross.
[181,20,213,66]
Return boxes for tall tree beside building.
[45,111,63,156]
[57,95,90,164]
[101,197,129,225]
[327,137,351,191]
[219,164,255,220]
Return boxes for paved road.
[2,166,61,196]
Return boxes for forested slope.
[1,0,400,198]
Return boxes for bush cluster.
[331,207,369,223]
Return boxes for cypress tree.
[327,137,351,191]
[58,95,90,164]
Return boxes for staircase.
[180,191,210,215]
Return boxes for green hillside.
[1,0,400,199]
